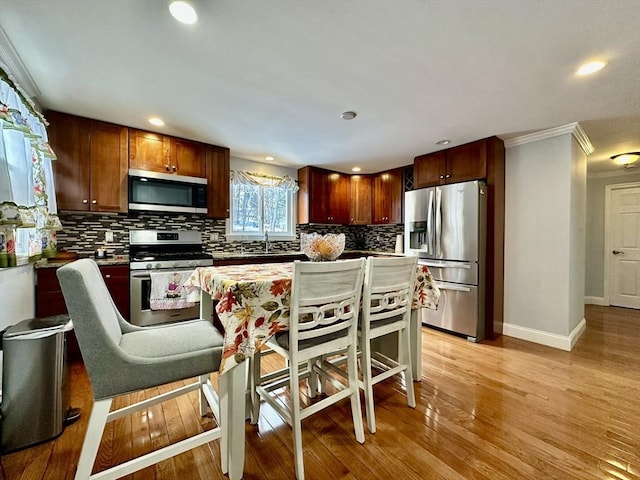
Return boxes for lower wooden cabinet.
[36,264,130,359]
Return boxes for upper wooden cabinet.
[206,145,230,219]
[350,175,372,225]
[298,166,350,225]
[48,111,128,213]
[129,129,206,178]
[372,168,403,224]
[414,138,488,188]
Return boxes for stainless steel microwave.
[128,169,208,214]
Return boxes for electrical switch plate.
[210,233,219,241]
[105,231,114,243]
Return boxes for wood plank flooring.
[2,305,638,479]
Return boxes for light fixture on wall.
[611,152,640,169]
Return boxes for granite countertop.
[209,250,400,261]
[34,255,130,269]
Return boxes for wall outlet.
[210,233,219,241]
[105,231,114,243]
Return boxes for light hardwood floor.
[2,305,639,479]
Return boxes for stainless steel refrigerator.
[404,180,486,341]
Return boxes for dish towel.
[149,271,198,310]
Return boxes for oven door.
[130,267,201,326]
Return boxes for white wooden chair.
[250,258,366,480]
[57,259,227,480]
[358,255,418,433]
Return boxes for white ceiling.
[1,0,639,175]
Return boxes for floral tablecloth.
[184,261,440,374]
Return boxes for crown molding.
[504,122,594,155]
[0,25,40,99]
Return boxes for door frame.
[603,181,640,306]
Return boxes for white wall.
[0,265,35,330]
[504,128,587,348]
[585,171,640,299]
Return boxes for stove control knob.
[155,263,162,269]
[146,263,153,270]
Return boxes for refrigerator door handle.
[435,188,442,257]
[426,189,434,254]
[437,284,471,293]
[419,260,472,269]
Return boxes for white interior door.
[610,186,640,308]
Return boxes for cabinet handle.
[445,174,451,178]
[439,175,445,179]
[165,165,170,171]
[173,165,177,171]
[105,274,111,279]
[83,199,88,204]
[92,200,97,204]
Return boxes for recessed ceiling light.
[351,167,361,172]
[340,111,357,120]
[436,139,451,146]
[264,156,275,161]
[576,60,607,76]
[148,117,165,127]
[169,1,198,24]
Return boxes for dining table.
[183,258,440,479]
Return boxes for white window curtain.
[0,68,58,267]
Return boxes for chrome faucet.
[264,229,270,254]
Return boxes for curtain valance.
[230,170,299,192]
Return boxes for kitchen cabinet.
[36,264,130,359]
[36,265,129,321]
[414,138,487,188]
[48,111,128,212]
[349,175,372,225]
[298,166,350,225]
[129,129,206,178]
[372,168,403,224]
[206,145,231,219]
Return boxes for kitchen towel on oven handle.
[149,270,198,310]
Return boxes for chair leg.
[250,351,261,424]
[347,343,365,443]
[307,359,317,398]
[360,335,377,434]
[401,326,416,408]
[74,398,112,480]
[290,360,305,480]
[198,374,209,416]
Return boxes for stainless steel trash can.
[0,315,72,453]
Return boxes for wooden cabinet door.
[206,145,230,219]
[101,265,130,320]
[48,111,91,211]
[387,168,404,224]
[171,138,206,178]
[298,167,330,224]
[372,172,389,224]
[447,139,487,184]
[414,151,446,188]
[328,172,350,224]
[129,129,171,173]
[89,121,128,212]
[350,175,371,225]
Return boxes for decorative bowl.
[300,233,345,261]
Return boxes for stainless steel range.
[129,230,213,326]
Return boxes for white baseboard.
[503,318,586,351]
[584,296,608,306]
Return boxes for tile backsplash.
[57,212,404,256]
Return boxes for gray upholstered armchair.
[57,258,226,480]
